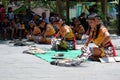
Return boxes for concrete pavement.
[0,35,120,80]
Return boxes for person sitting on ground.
[79,14,116,61]
[53,17,75,50]
[49,16,59,34]
[38,20,55,44]
[27,20,41,42]
[1,17,12,40]
[72,17,85,40]
[32,14,40,26]
[54,18,74,40]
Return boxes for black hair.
[8,7,12,12]
[95,24,101,38]
[61,23,66,27]
[93,4,97,7]
[39,20,48,32]
[39,20,44,24]
[80,12,85,17]
[90,24,101,39]
[72,17,77,21]
[29,24,35,31]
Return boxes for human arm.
[62,27,70,40]
[78,25,85,34]
[55,31,60,38]
[100,31,110,47]
[84,35,92,47]
[55,28,69,40]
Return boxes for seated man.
[27,20,41,43]
[38,20,56,44]
[72,17,85,40]
[53,17,76,50]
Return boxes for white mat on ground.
[99,56,120,63]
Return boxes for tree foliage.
[30,0,57,12]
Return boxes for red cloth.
[110,40,116,57]
[73,37,76,50]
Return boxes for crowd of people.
[0,5,87,42]
[0,4,116,61]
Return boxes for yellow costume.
[44,24,55,37]
[21,23,25,29]
[74,25,85,34]
[90,26,110,57]
[59,25,74,40]
[44,24,55,44]
[33,26,41,35]
[74,24,85,39]
[29,26,41,40]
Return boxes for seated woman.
[27,20,41,43]
[1,17,13,40]
[38,20,56,44]
[53,17,76,50]
[79,14,116,61]
[72,18,85,40]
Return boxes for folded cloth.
[23,47,47,55]
[50,58,83,67]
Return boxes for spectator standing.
[42,12,49,23]
[0,5,6,21]
[6,7,14,21]
[88,4,98,14]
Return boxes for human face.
[29,22,34,28]
[73,19,80,25]
[39,22,45,28]
[33,15,38,20]
[88,19,98,29]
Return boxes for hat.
[87,13,101,20]
[53,17,60,22]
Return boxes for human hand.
[81,45,87,53]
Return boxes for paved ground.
[0,35,120,80]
